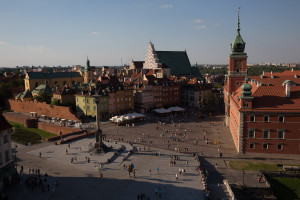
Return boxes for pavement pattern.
[6,111,300,200]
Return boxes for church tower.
[84,57,93,83]
[224,8,247,126]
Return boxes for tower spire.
[231,7,246,53]
[237,7,240,33]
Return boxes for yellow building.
[24,72,83,91]
[75,94,109,119]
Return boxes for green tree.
[213,83,222,89]
[203,93,216,111]
[0,82,11,108]
[50,98,61,107]
[34,91,51,104]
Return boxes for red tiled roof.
[187,77,198,85]
[232,83,300,113]
[130,71,137,78]
[146,70,154,76]
[0,113,12,131]
[135,71,142,79]
[249,70,300,86]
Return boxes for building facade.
[24,72,83,91]
[224,10,300,155]
[0,113,16,192]
[75,93,109,120]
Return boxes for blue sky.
[0,0,299,67]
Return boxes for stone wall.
[8,99,79,120]
[38,122,81,135]
[3,112,81,135]
[3,113,27,124]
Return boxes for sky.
[0,0,300,67]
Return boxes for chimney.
[286,81,290,97]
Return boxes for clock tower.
[224,8,247,126]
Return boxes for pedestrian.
[156,167,159,174]
[39,152,42,158]
[66,149,68,155]
[258,176,261,183]
[133,170,135,178]
[220,152,223,158]
[176,173,178,181]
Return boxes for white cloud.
[213,24,220,28]
[91,32,100,35]
[193,25,207,30]
[193,19,203,24]
[160,4,173,8]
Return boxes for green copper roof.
[16,89,32,99]
[32,84,53,95]
[85,57,91,71]
[27,72,82,80]
[231,8,246,53]
[156,51,192,76]
[240,75,253,98]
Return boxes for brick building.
[224,10,300,155]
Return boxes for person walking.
[176,173,178,181]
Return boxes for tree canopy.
[33,91,52,104]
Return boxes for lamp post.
[93,95,104,153]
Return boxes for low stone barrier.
[223,179,237,200]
